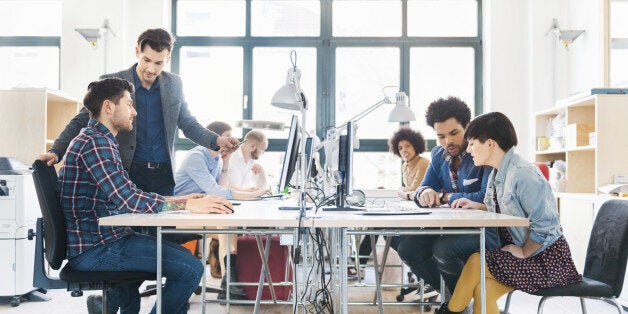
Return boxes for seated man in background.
[174,121,268,298]
[59,78,234,313]
[392,96,498,298]
[227,129,269,191]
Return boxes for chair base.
[502,291,624,314]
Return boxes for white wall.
[60,0,170,98]
[486,0,606,160]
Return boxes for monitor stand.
[322,187,364,211]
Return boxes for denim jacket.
[484,148,562,257]
[414,145,491,205]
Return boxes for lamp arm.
[332,96,391,134]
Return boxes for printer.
[0,157,41,306]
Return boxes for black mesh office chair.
[31,160,156,313]
[502,199,628,314]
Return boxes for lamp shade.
[388,91,416,122]
[271,84,303,111]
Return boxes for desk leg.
[201,227,207,314]
[340,227,348,314]
[292,228,299,314]
[157,226,162,314]
[369,234,384,314]
[480,227,486,314]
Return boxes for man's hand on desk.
[418,188,442,207]
[185,195,234,214]
[450,197,487,210]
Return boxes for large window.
[173,0,482,189]
[611,0,628,87]
[0,0,61,89]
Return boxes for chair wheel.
[396,294,404,302]
[37,288,48,294]
[424,305,432,311]
[71,290,83,297]
[194,286,202,295]
[10,298,20,307]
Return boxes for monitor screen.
[278,115,300,193]
[323,121,359,211]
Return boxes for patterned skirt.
[486,231,582,293]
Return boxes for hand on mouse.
[186,195,234,214]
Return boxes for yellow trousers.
[448,252,514,314]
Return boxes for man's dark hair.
[465,111,518,151]
[206,121,232,136]
[137,28,174,53]
[425,96,472,128]
[83,78,134,118]
[388,127,427,158]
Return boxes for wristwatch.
[406,192,411,201]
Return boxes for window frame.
[0,36,61,89]
[171,0,483,153]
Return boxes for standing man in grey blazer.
[38,28,238,196]
[37,28,239,313]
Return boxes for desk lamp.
[270,50,309,220]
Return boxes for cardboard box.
[564,124,593,148]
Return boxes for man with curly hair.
[393,96,498,299]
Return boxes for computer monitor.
[323,121,359,211]
[278,115,300,193]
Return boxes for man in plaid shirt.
[59,78,234,313]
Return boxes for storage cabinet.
[0,88,81,166]
[535,94,628,193]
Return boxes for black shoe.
[435,301,462,314]
[87,294,120,314]
[221,254,246,296]
[87,295,102,314]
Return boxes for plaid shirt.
[59,119,165,258]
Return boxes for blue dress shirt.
[132,65,169,163]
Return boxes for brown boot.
[209,239,222,279]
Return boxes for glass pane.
[409,47,475,139]
[352,152,402,190]
[179,46,244,137]
[611,48,628,87]
[407,0,477,37]
[0,47,59,89]
[252,47,317,139]
[335,47,400,139]
[333,0,401,37]
[176,0,245,36]
[251,0,320,37]
[0,1,61,36]
[611,1,628,38]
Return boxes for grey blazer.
[51,64,219,176]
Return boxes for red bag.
[235,235,293,300]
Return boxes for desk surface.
[99,200,529,229]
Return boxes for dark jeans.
[68,234,204,314]
[391,228,498,292]
[129,161,175,196]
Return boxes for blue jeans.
[68,234,203,314]
[391,228,498,292]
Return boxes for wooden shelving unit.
[0,88,81,166]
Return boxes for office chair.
[502,199,628,314]
[31,160,155,313]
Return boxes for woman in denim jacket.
[436,112,581,314]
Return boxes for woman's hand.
[451,197,486,210]
[500,244,525,258]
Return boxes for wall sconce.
[545,18,585,51]
[75,19,116,73]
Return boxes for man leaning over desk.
[59,78,234,313]
[391,96,499,298]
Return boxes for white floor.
[0,265,624,314]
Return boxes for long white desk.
[100,201,528,314]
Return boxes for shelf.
[535,145,595,155]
